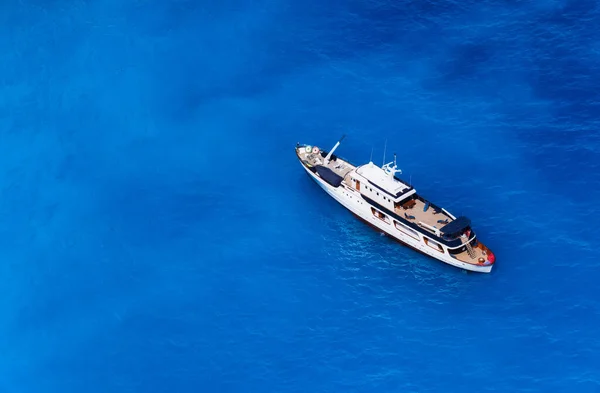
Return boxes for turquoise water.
[1,0,599,391]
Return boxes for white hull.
[300,163,492,273]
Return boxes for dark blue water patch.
[344,0,467,22]
[436,43,493,82]
[518,2,600,111]
[543,0,599,24]
[510,29,600,201]
[263,0,458,62]
[528,49,600,105]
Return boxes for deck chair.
[402,199,416,210]
[405,213,416,220]
[437,219,449,224]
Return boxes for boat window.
[394,220,419,239]
[371,208,390,224]
[424,238,444,252]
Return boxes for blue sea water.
[1,0,600,391]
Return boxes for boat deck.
[452,241,492,265]
[394,198,453,233]
[298,147,356,179]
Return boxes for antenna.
[394,152,397,168]
[382,139,387,167]
[370,147,373,163]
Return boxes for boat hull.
[299,160,493,273]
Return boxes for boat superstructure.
[295,136,496,273]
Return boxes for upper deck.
[395,197,453,233]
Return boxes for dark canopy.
[440,216,471,237]
[315,165,343,187]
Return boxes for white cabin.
[348,162,416,211]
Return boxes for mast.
[324,134,346,165]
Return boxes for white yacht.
[295,136,496,273]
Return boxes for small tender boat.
[295,136,496,273]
